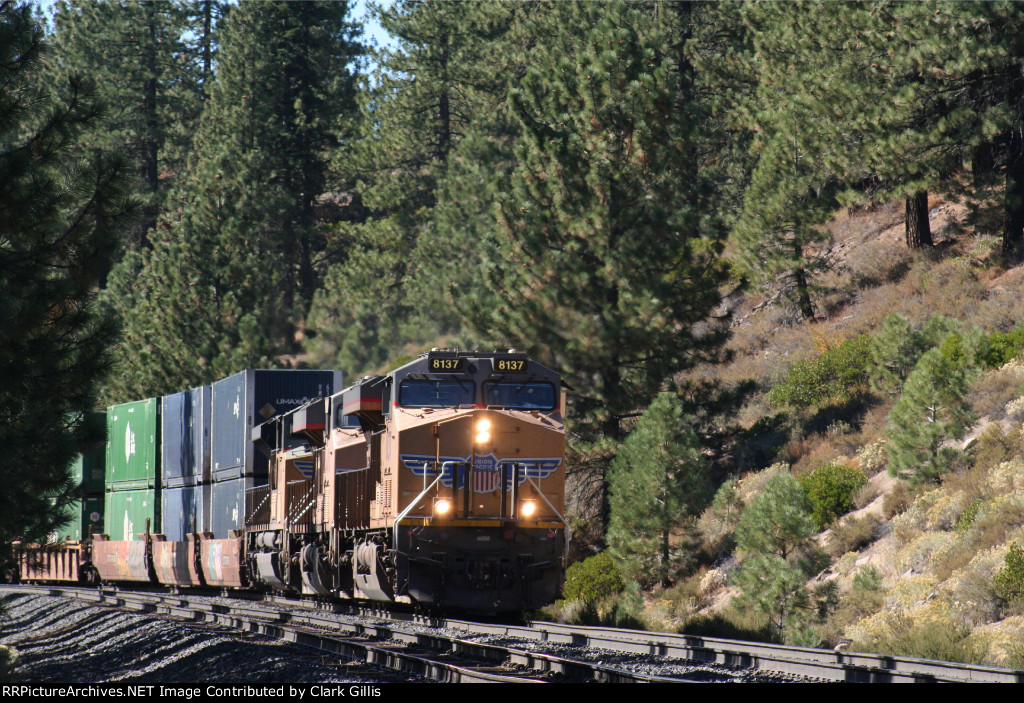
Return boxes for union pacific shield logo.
[473,453,499,493]
[401,453,561,493]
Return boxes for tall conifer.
[461,2,731,528]
[0,1,133,563]
[46,0,213,250]
[306,0,521,375]
[607,393,709,587]
[104,1,359,399]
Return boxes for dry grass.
[828,514,882,558]
[969,362,1024,420]
[854,480,882,509]
[882,481,912,519]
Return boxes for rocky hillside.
[550,194,1024,668]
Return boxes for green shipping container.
[106,398,161,490]
[105,488,159,541]
[53,495,104,542]
[74,446,106,495]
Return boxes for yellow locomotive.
[248,349,568,612]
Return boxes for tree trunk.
[972,141,995,184]
[661,528,671,587]
[794,267,814,320]
[904,190,932,249]
[599,363,622,538]
[202,0,213,98]
[790,239,814,320]
[141,2,159,248]
[1003,126,1024,259]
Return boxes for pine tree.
[686,2,759,237]
[869,314,922,397]
[886,348,974,484]
[607,393,709,588]
[882,2,1024,258]
[731,2,879,319]
[0,1,133,565]
[104,0,360,399]
[458,2,732,530]
[734,473,820,642]
[305,0,522,375]
[818,3,1024,255]
[870,314,962,396]
[46,0,213,251]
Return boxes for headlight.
[476,419,491,432]
[521,500,537,518]
[434,498,451,515]
[475,430,490,444]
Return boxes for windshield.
[483,382,556,410]
[334,406,362,429]
[399,379,476,408]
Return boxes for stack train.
[16,350,568,613]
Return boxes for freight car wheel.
[81,566,99,587]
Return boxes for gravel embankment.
[0,593,397,683]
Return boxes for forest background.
[8,0,1024,662]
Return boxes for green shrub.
[766,335,872,410]
[798,463,868,527]
[954,499,983,534]
[938,330,989,377]
[0,646,16,683]
[994,543,1024,603]
[852,564,883,592]
[984,327,1024,368]
[563,552,624,604]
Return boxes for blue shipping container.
[161,386,211,487]
[161,483,204,541]
[211,369,341,481]
[210,475,267,538]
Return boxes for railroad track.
[440,618,1024,683]
[1,586,676,683]
[5,585,1023,683]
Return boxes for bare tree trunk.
[792,239,814,321]
[792,267,813,320]
[1004,126,1024,259]
[661,528,671,587]
[905,190,933,249]
[972,141,995,184]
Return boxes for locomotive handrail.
[524,473,571,559]
[392,461,452,550]
[286,481,317,525]
[245,486,272,527]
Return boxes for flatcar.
[15,350,568,614]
